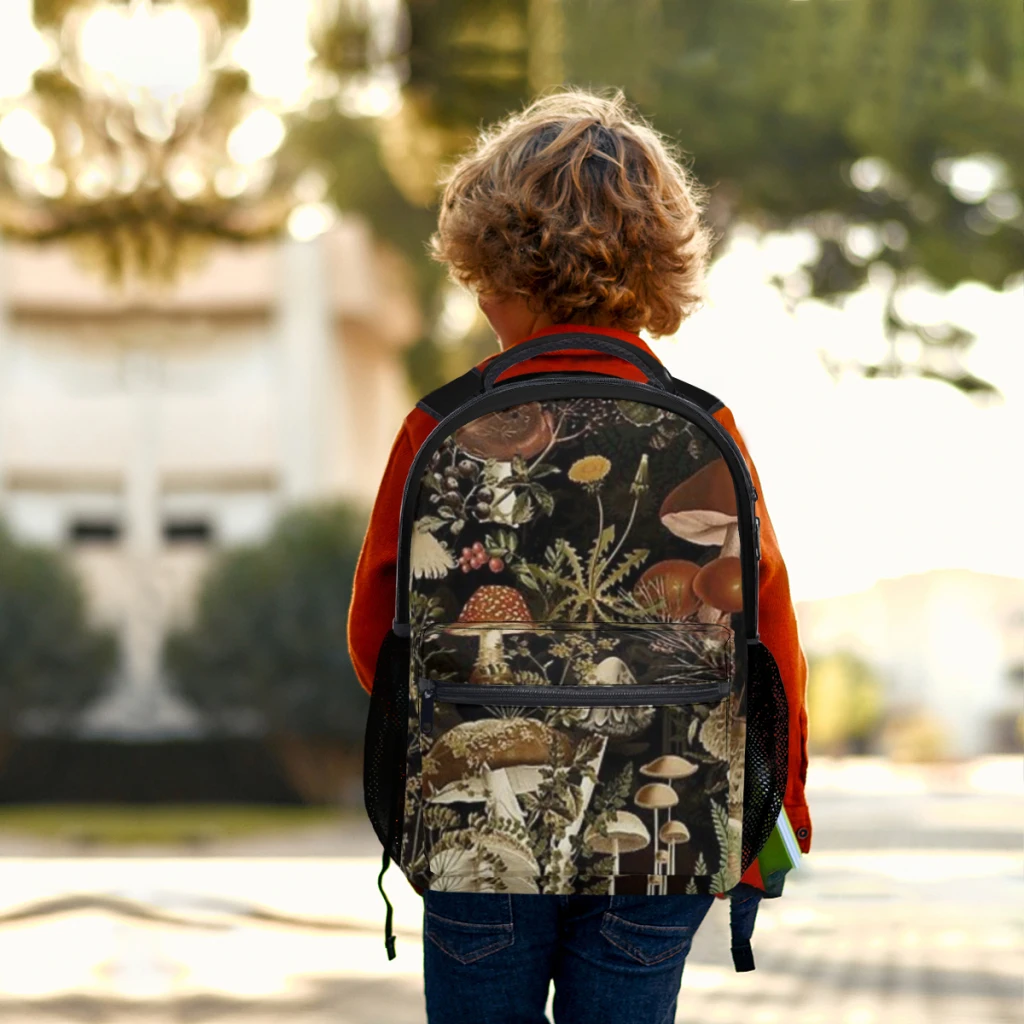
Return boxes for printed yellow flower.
[568,455,611,485]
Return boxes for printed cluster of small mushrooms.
[421,709,708,893]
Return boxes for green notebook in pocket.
[757,806,802,878]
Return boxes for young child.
[348,89,810,1024]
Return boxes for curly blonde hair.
[431,89,712,337]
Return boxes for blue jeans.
[422,891,716,1024]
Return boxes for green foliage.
[807,649,885,754]
[305,0,1023,396]
[0,524,116,732]
[164,503,369,741]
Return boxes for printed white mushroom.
[640,754,698,873]
[659,819,691,875]
[659,459,740,558]
[411,519,457,579]
[655,849,670,878]
[634,782,680,890]
[584,811,650,895]
[549,657,653,891]
[429,828,540,892]
[444,585,534,684]
[422,718,570,828]
[569,658,655,737]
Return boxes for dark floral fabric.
[401,397,749,895]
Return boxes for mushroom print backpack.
[363,333,789,962]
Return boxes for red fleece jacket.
[347,325,812,883]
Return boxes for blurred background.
[0,0,1021,1021]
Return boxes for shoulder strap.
[728,884,763,972]
[670,374,724,415]
[415,363,724,423]
[415,366,484,420]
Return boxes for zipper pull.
[418,679,435,736]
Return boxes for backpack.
[362,333,789,969]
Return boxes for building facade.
[0,222,419,737]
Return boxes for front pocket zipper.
[416,678,729,736]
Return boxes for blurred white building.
[0,222,419,737]
[796,569,1024,757]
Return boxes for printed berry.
[488,557,505,572]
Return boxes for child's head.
[431,88,712,344]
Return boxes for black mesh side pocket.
[740,639,789,872]
[363,627,410,862]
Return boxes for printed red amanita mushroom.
[633,560,702,620]
[659,459,740,558]
[445,585,533,683]
[692,556,743,613]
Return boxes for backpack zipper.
[416,678,728,736]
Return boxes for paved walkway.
[0,757,1020,1023]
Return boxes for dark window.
[69,519,122,544]
[163,518,213,544]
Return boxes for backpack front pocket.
[406,622,742,896]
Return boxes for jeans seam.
[426,929,515,965]
[425,911,513,932]
[600,916,691,966]
[599,927,687,966]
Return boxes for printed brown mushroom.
[692,556,743,613]
[584,811,650,895]
[634,782,680,890]
[422,717,571,827]
[453,403,552,460]
[633,560,702,620]
[444,585,533,684]
[659,819,691,875]
[640,755,699,785]
[659,459,740,558]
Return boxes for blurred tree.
[0,524,116,737]
[806,650,885,755]
[303,0,1023,397]
[165,503,368,738]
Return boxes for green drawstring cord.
[378,848,396,960]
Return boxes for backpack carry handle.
[481,333,673,392]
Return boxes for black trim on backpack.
[480,332,675,390]
[415,366,484,420]
[670,376,724,416]
[415,330,725,421]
